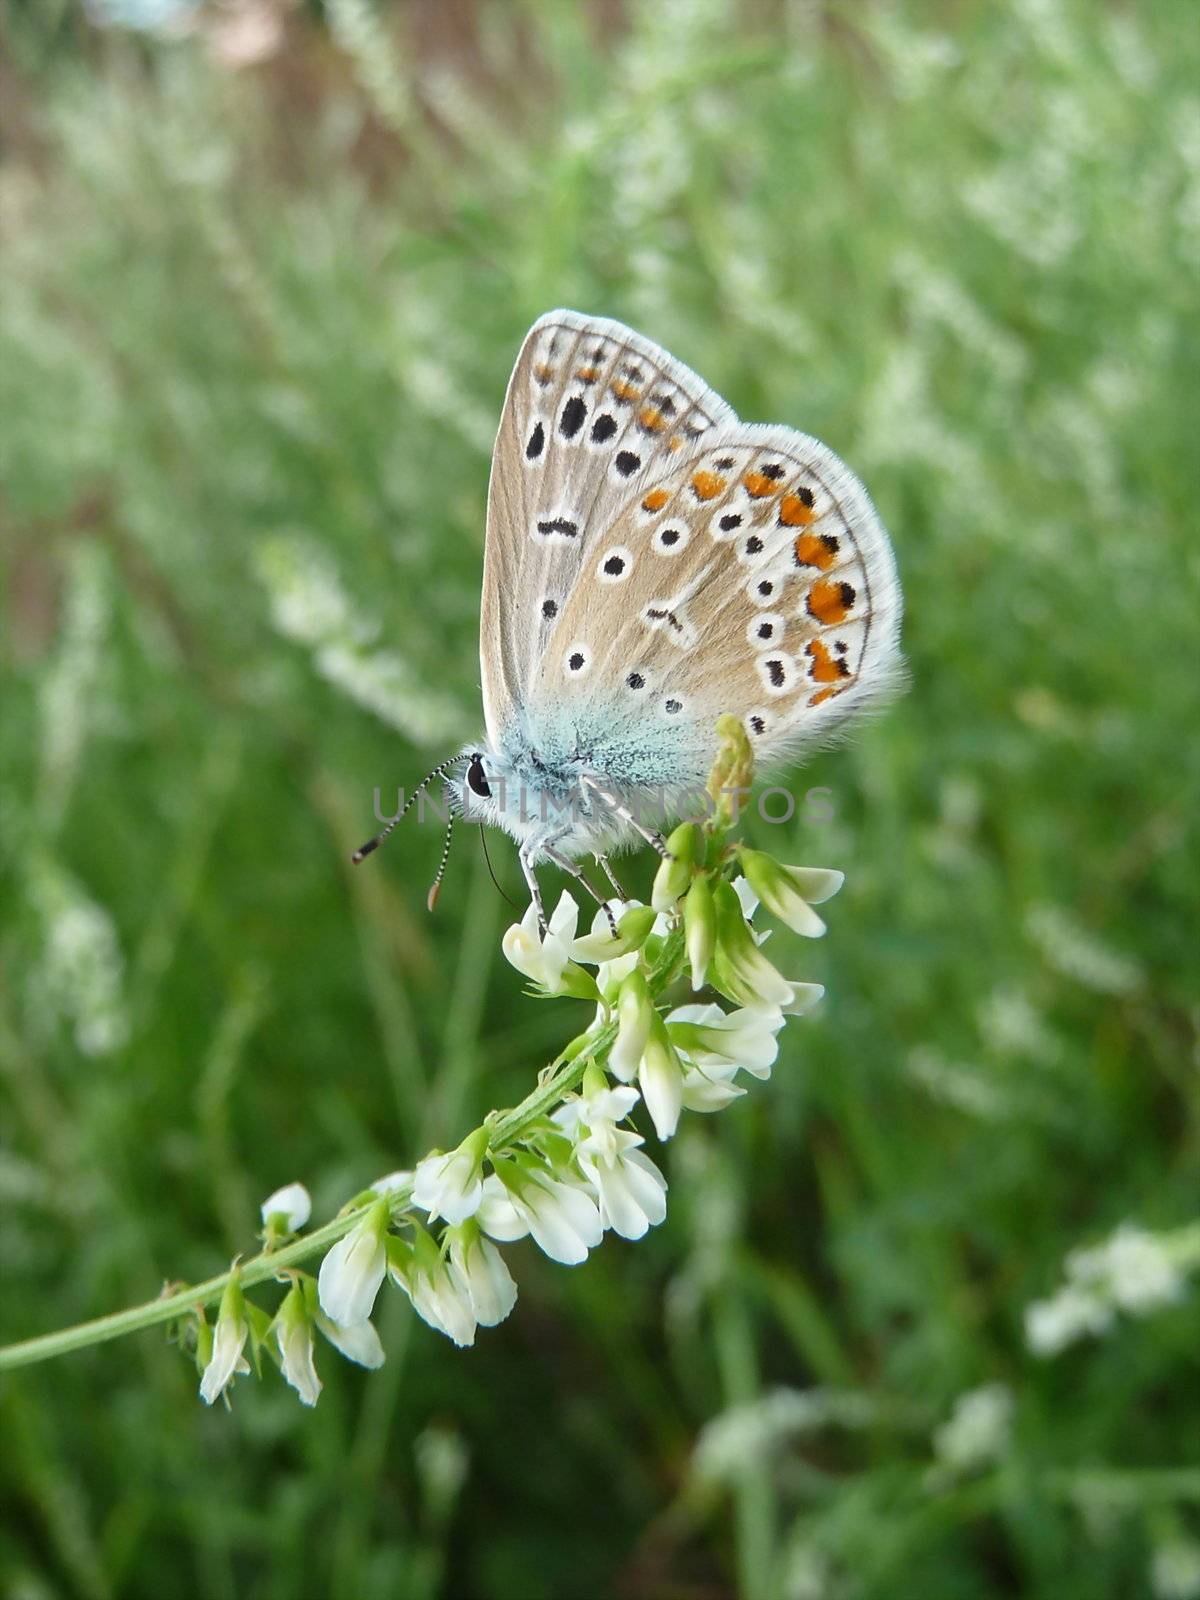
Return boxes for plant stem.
[0,928,684,1375]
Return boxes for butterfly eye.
[466,754,492,799]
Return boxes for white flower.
[781,982,826,1015]
[448,1221,518,1327]
[680,1059,746,1113]
[259,1181,311,1233]
[493,1159,603,1265]
[555,1078,668,1239]
[580,1134,667,1240]
[199,1278,250,1406]
[737,850,843,938]
[638,1016,685,1141]
[501,892,579,992]
[712,882,800,1013]
[932,1384,1013,1474]
[317,1199,389,1327]
[553,1082,641,1136]
[667,1003,784,1079]
[389,1229,477,1348]
[732,875,759,922]
[316,1312,386,1370]
[1025,1285,1113,1356]
[412,1129,488,1225]
[569,903,655,965]
[476,1173,530,1243]
[594,947,641,1001]
[1026,1221,1191,1357]
[274,1287,322,1408]
[1068,1223,1183,1314]
[371,1169,413,1196]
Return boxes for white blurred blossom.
[932,1384,1013,1475]
[1027,1221,1194,1356]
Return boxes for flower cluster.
[1025,1220,1199,1357]
[195,724,847,1408]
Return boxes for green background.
[1,1,1197,1596]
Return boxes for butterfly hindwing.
[480,310,735,745]
[532,419,901,768]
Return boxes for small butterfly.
[355,311,902,926]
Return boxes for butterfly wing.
[530,428,901,785]
[480,310,736,746]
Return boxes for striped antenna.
[351,758,460,864]
[426,815,455,912]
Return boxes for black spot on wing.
[560,396,586,439]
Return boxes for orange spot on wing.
[611,379,642,402]
[806,579,856,626]
[779,490,816,526]
[805,639,852,684]
[641,488,670,512]
[638,406,667,432]
[793,532,839,571]
[533,362,555,385]
[691,470,727,501]
[743,471,779,499]
[576,365,600,382]
[668,434,684,452]
[808,685,847,707]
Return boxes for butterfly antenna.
[480,823,519,911]
[351,758,460,864]
[426,815,455,912]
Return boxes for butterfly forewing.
[481,311,734,744]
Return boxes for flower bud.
[260,1181,312,1242]
[683,874,716,991]
[651,822,698,911]
[610,968,654,1083]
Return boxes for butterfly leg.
[542,845,619,937]
[518,845,547,933]
[580,777,670,860]
[596,854,627,900]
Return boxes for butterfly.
[355,310,902,926]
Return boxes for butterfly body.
[454,708,709,864]
[360,311,902,919]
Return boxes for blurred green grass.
[1,1,1198,1596]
